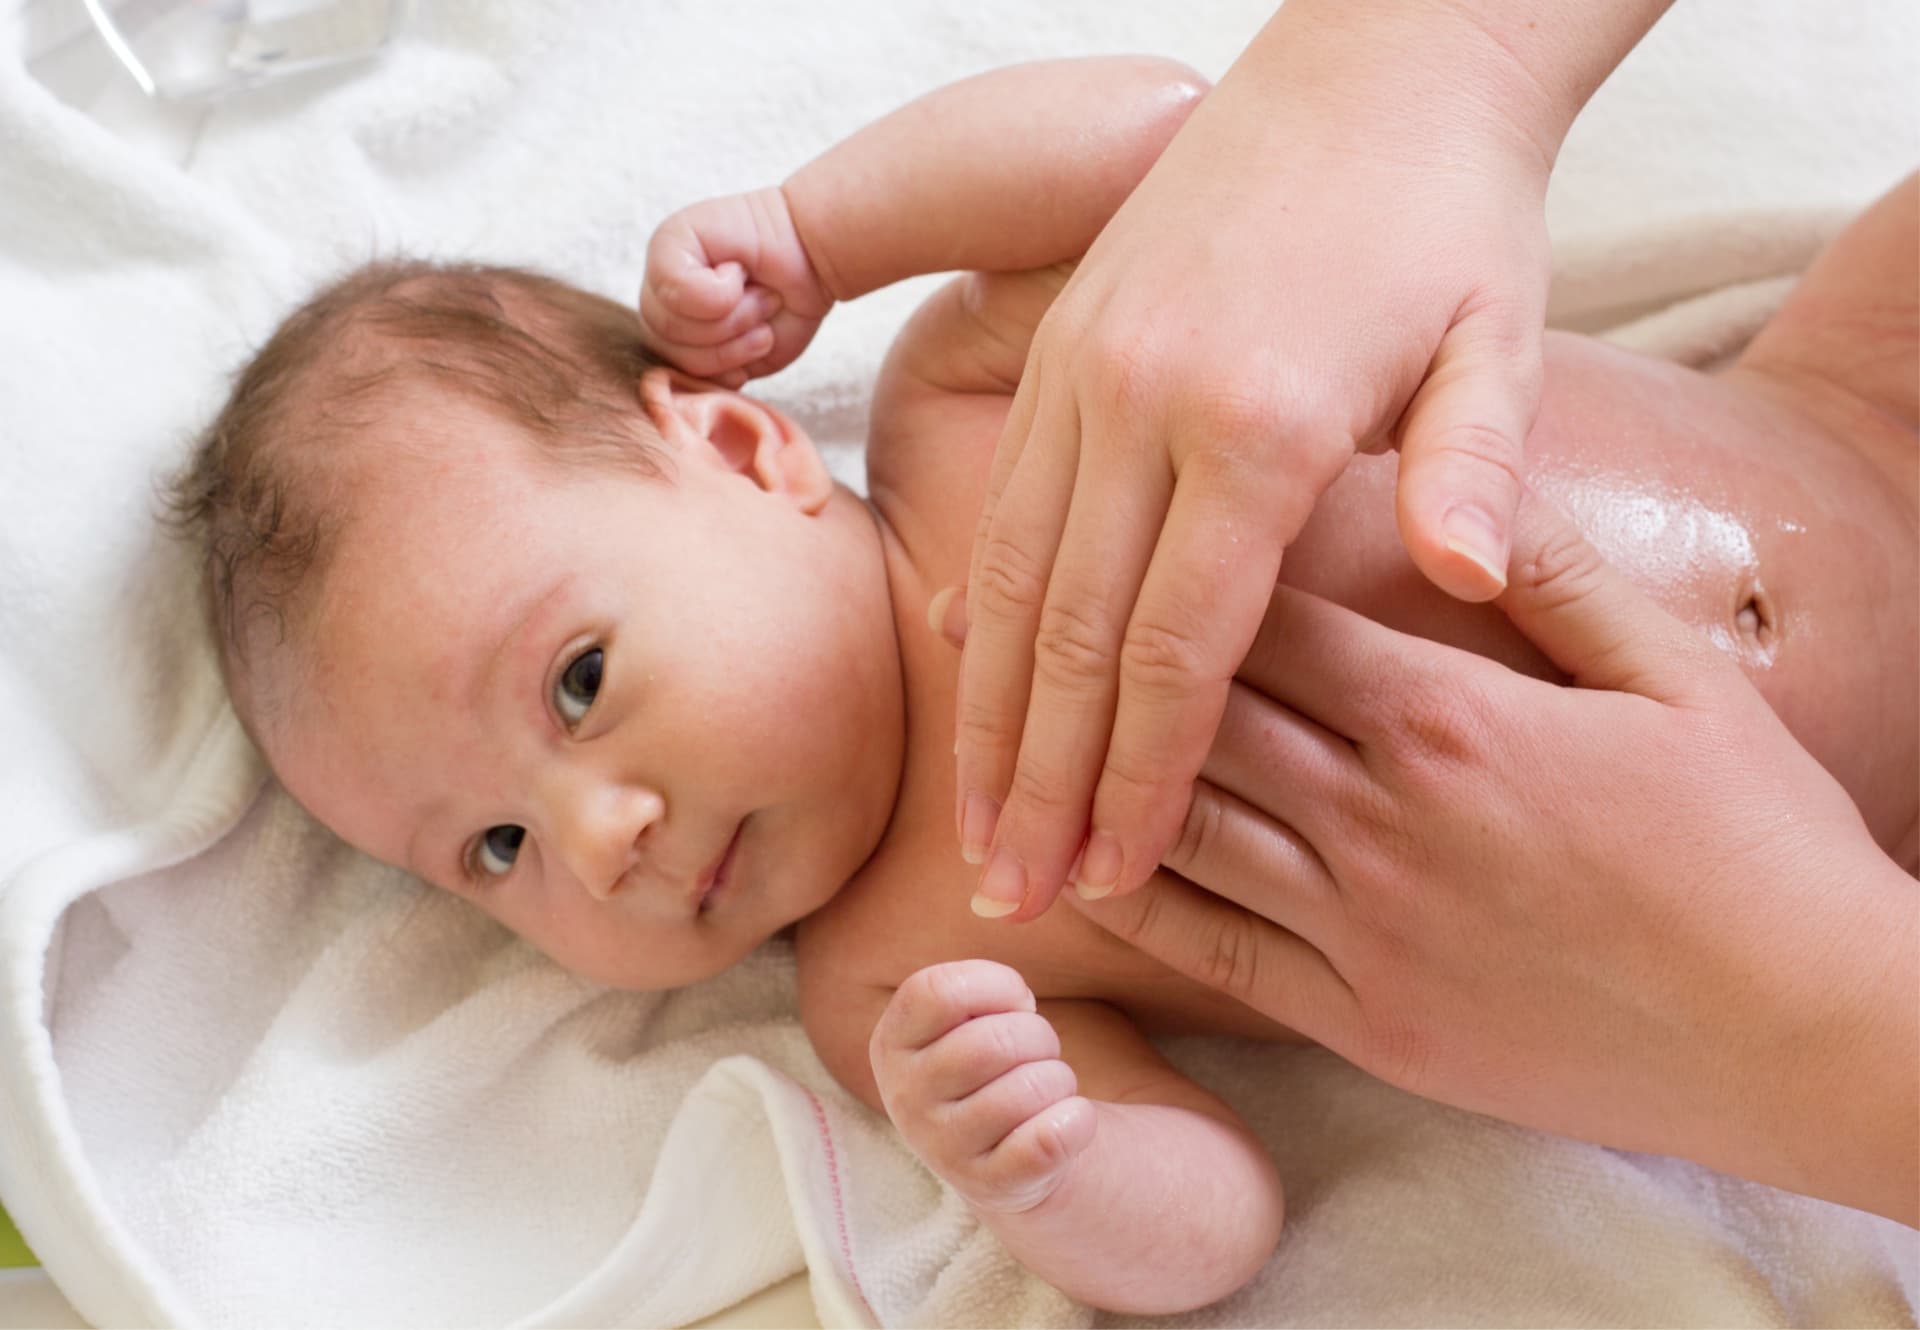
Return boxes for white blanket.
[2,2,1916,1325]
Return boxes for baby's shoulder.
[865,265,1071,485]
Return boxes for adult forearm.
[1741,854,1918,1225]
[781,57,1205,301]
[1226,0,1676,170]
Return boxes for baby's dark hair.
[165,259,668,685]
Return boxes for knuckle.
[1004,756,1080,819]
[1363,1009,1436,1093]
[1422,421,1526,483]
[1196,913,1265,1001]
[1169,785,1223,874]
[1119,613,1214,702]
[953,693,1017,757]
[1512,519,1606,612]
[919,961,974,1018]
[1030,597,1119,692]
[971,532,1050,621]
[1188,388,1283,446]
[1083,327,1167,417]
[1389,664,1496,773]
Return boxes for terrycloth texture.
[1,1,1916,1326]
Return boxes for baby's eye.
[476,824,525,877]
[555,647,604,727]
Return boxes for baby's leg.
[1737,170,1917,431]
[869,960,1283,1313]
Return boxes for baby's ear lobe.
[637,367,832,514]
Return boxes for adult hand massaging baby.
[166,28,1915,1328]
[936,0,1919,1234]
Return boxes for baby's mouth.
[695,818,745,915]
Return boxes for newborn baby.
[169,57,1917,1313]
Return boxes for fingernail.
[960,791,1000,866]
[1442,504,1509,590]
[929,587,960,637]
[1072,829,1122,901]
[970,846,1026,918]
[751,289,781,318]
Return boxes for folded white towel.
[2,1,1915,1325]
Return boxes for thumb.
[1394,318,1540,603]
[925,584,968,649]
[1498,489,1726,703]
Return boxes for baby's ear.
[637,367,832,514]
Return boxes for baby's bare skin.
[797,173,1919,1079]
[772,164,1917,1308]
[259,55,1910,1306]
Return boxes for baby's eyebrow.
[469,570,577,719]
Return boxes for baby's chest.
[800,781,1290,1042]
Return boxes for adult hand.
[954,2,1570,919]
[1073,492,1919,1225]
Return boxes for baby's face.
[263,376,904,988]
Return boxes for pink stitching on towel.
[806,1087,879,1326]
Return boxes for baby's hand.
[638,186,832,387]
[870,960,1096,1215]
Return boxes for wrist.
[1249,0,1668,179]
[1727,850,1918,1223]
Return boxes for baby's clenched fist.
[869,959,1096,1215]
[637,187,831,386]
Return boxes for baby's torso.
[797,308,1918,1031]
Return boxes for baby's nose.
[548,780,664,901]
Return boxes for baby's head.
[170,261,904,987]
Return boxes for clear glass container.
[80,0,403,101]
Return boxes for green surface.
[0,1202,36,1269]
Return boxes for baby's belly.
[1284,335,1915,856]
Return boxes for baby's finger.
[971,1094,1098,1214]
[639,285,781,349]
[914,1011,1063,1105]
[653,324,776,381]
[874,960,1035,1056]
[645,225,748,317]
[942,1059,1079,1161]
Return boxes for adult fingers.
[954,373,1084,867]
[1155,773,1341,940]
[1077,437,1338,900]
[1069,864,1351,1041]
[970,415,1175,921]
[1394,309,1541,602]
[1234,585,1449,745]
[1499,489,1729,703]
[1196,683,1364,856]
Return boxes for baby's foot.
[869,959,1096,1214]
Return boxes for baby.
[169,58,1917,1313]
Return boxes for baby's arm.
[639,57,1206,383]
[867,960,1283,1313]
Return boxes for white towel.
[2,1,1915,1325]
